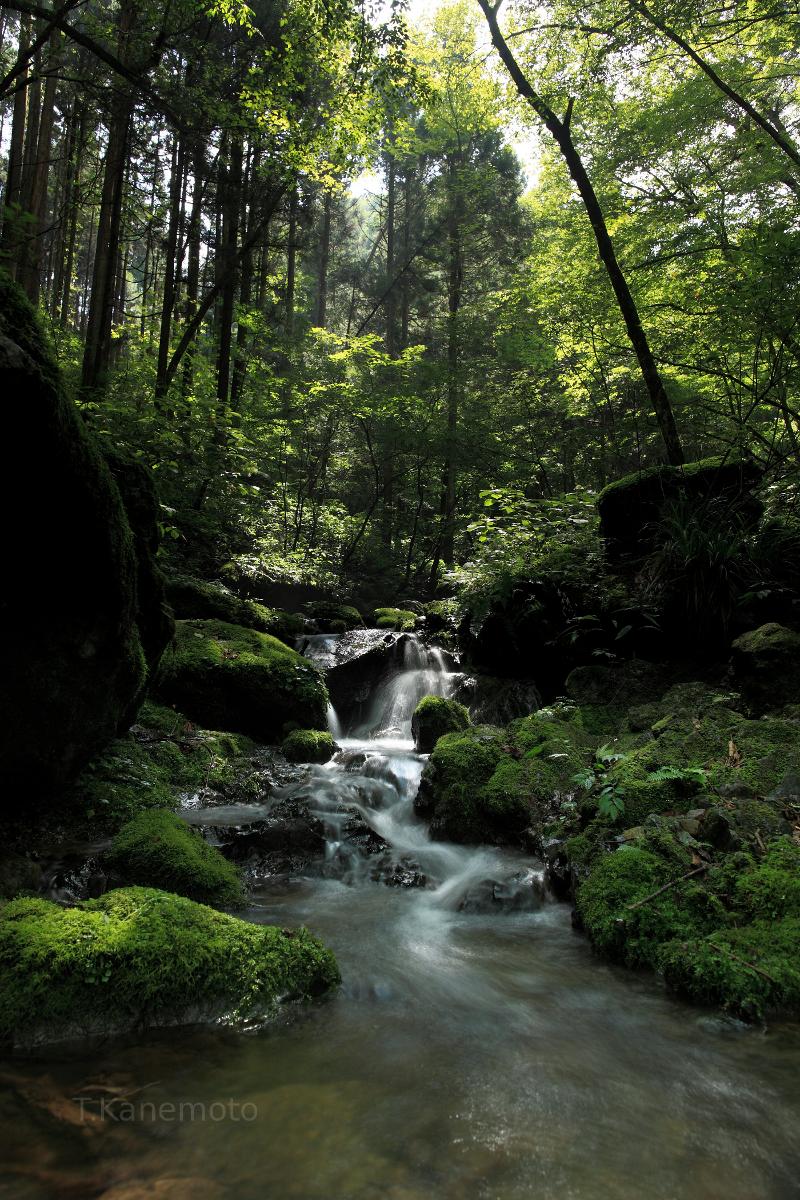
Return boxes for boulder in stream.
[0,887,339,1049]
[155,619,328,741]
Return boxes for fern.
[648,765,707,785]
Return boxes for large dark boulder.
[0,280,158,802]
[598,455,763,562]
[104,448,174,680]
[731,624,800,711]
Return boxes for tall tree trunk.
[18,29,58,302]
[438,153,463,572]
[80,0,136,396]
[155,132,187,402]
[0,14,30,272]
[478,0,685,465]
[284,185,298,337]
[314,189,331,328]
[215,132,243,412]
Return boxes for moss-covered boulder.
[304,601,364,632]
[156,620,328,741]
[164,575,304,645]
[416,708,589,843]
[374,607,418,631]
[597,455,762,561]
[576,837,800,1019]
[106,810,244,906]
[282,729,337,764]
[599,684,800,827]
[732,623,800,711]
[57,701,255,838]
[0,888,339,1048]
[0,278,155,802]
[411,695,470,753]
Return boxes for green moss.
[732,838,800,921]
[60,702,256,837]
[417,726,509,841]
[164,576,305,646]
[304,601,363,631]
[411,695,470,753]
[0,888,339,1046]
[156,619,328,741]
[282,729,336,764]
[374,607,418,631]
[418,710,590,843]
[659,919,800,1020]
[575,846,726,970]
[106,810,244,906]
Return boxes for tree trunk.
[477,0,685,465]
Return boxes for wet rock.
[452,674,542,726]
[97,1177,225,1199]
[732,623,800,712]
[370,856,427,888]
[458,867,546,913]
[325,631,406,714]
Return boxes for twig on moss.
[624,863,707,911]
[708,942,778,985]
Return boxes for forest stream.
[3,634,800,1200]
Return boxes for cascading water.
[6,629,800,1200]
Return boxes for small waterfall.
[357,635,458,741]
[294,628,544,912]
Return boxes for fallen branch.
[625,863,707,911]
[708,942,779,986]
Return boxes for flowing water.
[2,635,800,1200]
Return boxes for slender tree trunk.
[314,189,331,328]
[438,153,463,571]
[155,132,187,402]
[285,185,298,337]
[477,0,685,465]
[19,29,58,302]
[80,0,136,396]
[215,132,242,412]
[0,15,30,272]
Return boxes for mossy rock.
[58,701,256,838]
[597,456,762,561]
[732,624,800,712]
[659,919,800,1020]
[106,809,244,906]
[303,601,364,632]
[575,846,726,970]
[416,710,590,844]
[0,278,150,803]
[415,726,509,842]
[597,685,800,828]
[0,887,339,1048]
[374,607,418,632]
[155,619,328,741]
[411,695,470,753]
[164,575,304,646]
[282,729,337,764]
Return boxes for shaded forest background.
[2,0,800,609]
